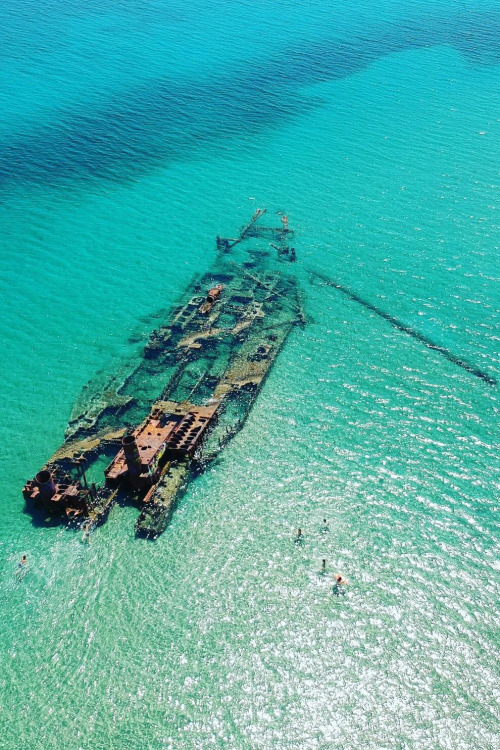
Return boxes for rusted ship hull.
[23,210,304,537]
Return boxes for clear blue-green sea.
[1,1,500,747]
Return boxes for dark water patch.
[0,74,307,186]
[309,268,497,387]
[137,308,170,325]
[1,10,500,187]
[127,333,148,344]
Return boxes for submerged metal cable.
[308,268,496,387]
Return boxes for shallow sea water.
[0,1,499,748]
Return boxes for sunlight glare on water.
[0,0,499,747]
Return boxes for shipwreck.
[23,209,304,537]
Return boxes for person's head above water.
[336,574,342,581]
[323,519,327,523]
[298,528,302,535]
[21,555,26,561]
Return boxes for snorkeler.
[332,573,347,596]
[295,528,304,544]
[321,559,326,574]
[321,519,329,532]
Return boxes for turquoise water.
[1,1,500,747]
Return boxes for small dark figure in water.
[332,573,347,596]
[18,555,27,568]
[321,518,329,533]
[82,522,91,545]
[321,559,326,574]
[295,528,304,544]
[290,247,296,262]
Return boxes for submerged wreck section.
[24,209,304,537]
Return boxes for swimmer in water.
[295,528,304,544]
[82,522,91,545]
[332,573,347,596]
[321,559,326,574]
[321,518,329,532]
[18,555,27,568]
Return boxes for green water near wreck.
[1,1,500,747]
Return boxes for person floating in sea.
[321,559,326,574]
[332,573,348,596]
[82,522,91,545]
[14,554,28,578]
[295,528,304,544]
[321,519,329,533]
